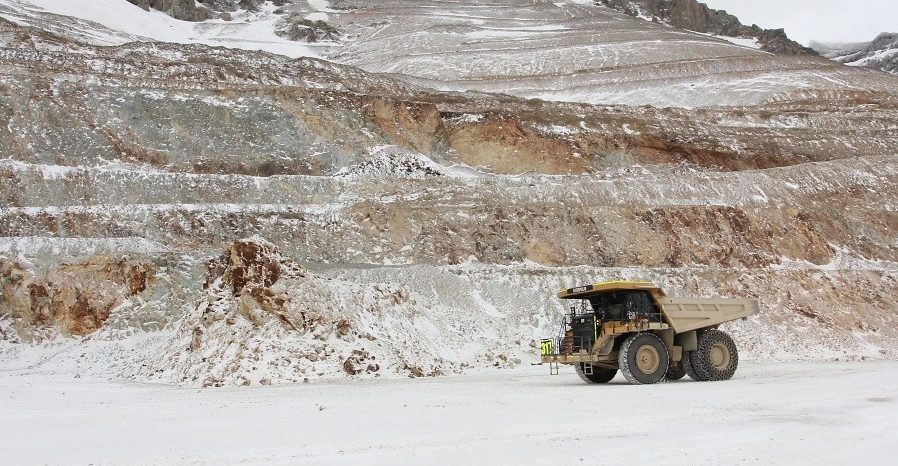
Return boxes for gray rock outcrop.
[276,16,340,42]
[598,0,817,55]
[126,0,210,21]
[125,0,291,21]
[128,0,152,11]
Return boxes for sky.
[704,0,897,45]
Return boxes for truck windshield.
[586,290,659,321]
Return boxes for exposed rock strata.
[1,5,897,384]
[0,17,895,179]
[323,1,893,109]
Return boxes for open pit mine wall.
[2,19,898,180]
[1,19,897,370]
[3,153,898,362]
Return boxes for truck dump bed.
[556,281,759,333]
[658,297,760,333]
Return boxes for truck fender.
[675,330,698,352]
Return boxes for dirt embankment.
[0,256,154,340]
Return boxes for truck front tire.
[575,363,617,383]
[619,333,669,384]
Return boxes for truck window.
[588,290,659,321]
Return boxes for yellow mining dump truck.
[540,281,759,384]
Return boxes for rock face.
[0,256,154,340]
[0,16,892,180]
[276,16,341,42]
[125,0,277,21]
[126,0,211,22]
[127,0,152,11]
[820,32,898,75]
[598,0,817,55]
[1,3,898,384]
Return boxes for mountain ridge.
[597,0,816,55]
[814,32,898,75]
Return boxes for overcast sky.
[704,0,897,45]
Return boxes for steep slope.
[2,15,895,178]
[6,0,894,109]
[323,0,895,108]
[1,2,898,384]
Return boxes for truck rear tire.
[683,351,705,381]
[691,329,738,381]
[575,363,617,383]
[665,361,687,380]
[619,333,669,385]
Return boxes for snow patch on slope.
[846,48,898,67]
[0,0,319,58]
[691,31,763,50]
[336,146,481,179]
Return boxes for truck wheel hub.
[635,345,660,374]
[710,343,730,368]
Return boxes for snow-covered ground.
[0,0,322,57]
[1,361,895,465]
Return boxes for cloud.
[705,0,897,45]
